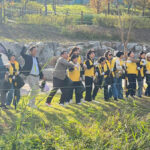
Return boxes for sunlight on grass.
[0,91,150,150]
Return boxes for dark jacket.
[20,47,43,79]
[0,54,7,79]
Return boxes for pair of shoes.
[0,105,9,109]
[45,103,51,107]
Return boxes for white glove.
[137,67,141,71]
[123,70,125,74]
[127,60,132,63]
[102,72,105,76]
[95,72,98,76]
[141,59,147,66]
[75,64,80,69]
[12,76,16,80]
[94,62,98,66]
[146,71,150,74]
[80,77,82,81]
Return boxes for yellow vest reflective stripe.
[68,65,80,82]
[84,60,95,77]
[146,61,150,72]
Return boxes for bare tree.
[117,0,136,53]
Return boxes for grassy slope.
[0,91,150,150]
[0,23,150,43]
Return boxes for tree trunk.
[128,5,130,14]
[97,0,100,14]
[44,0,47,16]
[142,6,145,16]
[108,0,110,15]
[52,0,56,15]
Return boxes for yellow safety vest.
[126,59,138,75]
[146,61,150,72]
[84,59,95,77]
[68,64,80,82]
[9,61,19,84]
[138,60,145,77]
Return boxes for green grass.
[0,91,150,150]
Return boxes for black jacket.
[20,47,43,79]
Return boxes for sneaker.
[81,99,86,103]
[77,103,82,105]
[45,103,51,107]
[65,102,69,105]
[69,99,73,104]
[59,103,64,106]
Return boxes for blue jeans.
[112,77,123,99]
[138,79,143,97]
[6,84,20,106]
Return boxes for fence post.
[81,11,83,24]
[0,5,2,23]
[3,7,5,23]
[40,8,42,15]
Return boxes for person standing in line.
[103,51,113,101]
[20,46,44,108]
[84,49,96,102]
[136,51,146,98]
[6,55,21,108]
[45,51,75,107]
[68,55,85,104]
[68,47,85,103]
[126,51,139,98]
[145,53,150,97]
[92,57,106,101]
[112,51,125,100]
[0,53,10,109]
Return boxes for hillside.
[0,23,150,43]
[0,92,150,150]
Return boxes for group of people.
[0,46,150,109]
[45,47,150,107]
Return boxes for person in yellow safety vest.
[68,47,85,102]
[136,51,146,98]
[103,51,113,101]
[92,57,106,100]
[111,51,125,101]
[145,53,150,97]
[84,49,96,102]
[68,55,85,104]
[126,51,139,98]
[6,55,21,108]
